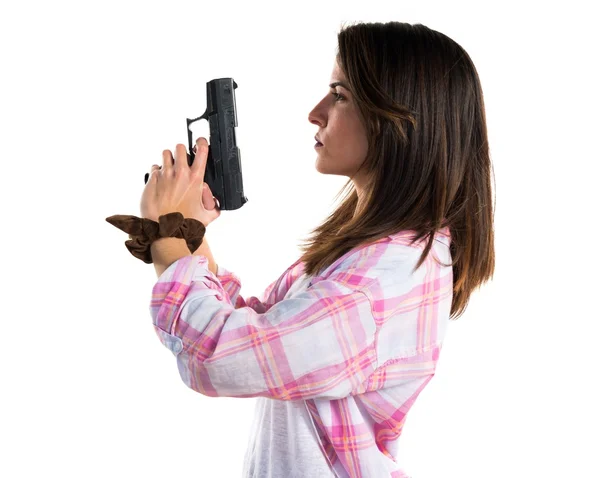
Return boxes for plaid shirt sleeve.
[214,263,283,313]
[150,254,378,401]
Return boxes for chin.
[315,160,330,175]
[315,157,342,176]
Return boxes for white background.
[1,1,598,477]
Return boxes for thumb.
[202,183,217,210]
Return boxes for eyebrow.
[329,81,350,90]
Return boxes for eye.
[330,91,345,102]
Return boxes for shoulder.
[314,228,452,296]
[317,230,439,278]
[305,235,412,295]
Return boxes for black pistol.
[144,78,249,211]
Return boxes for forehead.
[330,60,345,80]
[329,60,351,92]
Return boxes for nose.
[308,102,325,127]
[308,116,321,127]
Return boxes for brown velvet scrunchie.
[105,212,206,264]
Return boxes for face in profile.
[308,59,369,186]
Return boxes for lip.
[314,142,323,149]
[314,135,323,145]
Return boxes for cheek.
[341,135,367,161]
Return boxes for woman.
[140,21,494,478]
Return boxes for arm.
[150,238,191,278]
[150,254,378,401]
[152,234,299,312]
[192,235,218,275]
[150,236,218,279]
[213,262,295,312]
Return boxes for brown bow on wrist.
[105,212,206,264]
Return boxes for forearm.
[150,235,217,278]
[192,235,218,275]
[150,238,190,278]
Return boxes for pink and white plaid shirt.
[150,227,453,477]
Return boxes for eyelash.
[331,92,345,102]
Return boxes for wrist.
[151,237,190,277]
[192,237,218,275]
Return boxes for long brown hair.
[298,21,495,320]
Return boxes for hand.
[140,138,221,227]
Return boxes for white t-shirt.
[242,272,336,477]
[242,397,336,477]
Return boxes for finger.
[145,164,160,180]
[146,168,159,184]
[174,144,188,172]
[162,149,174,172]
[194,136,208,152]
[191,137,208,178]
[202,183,217,210]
